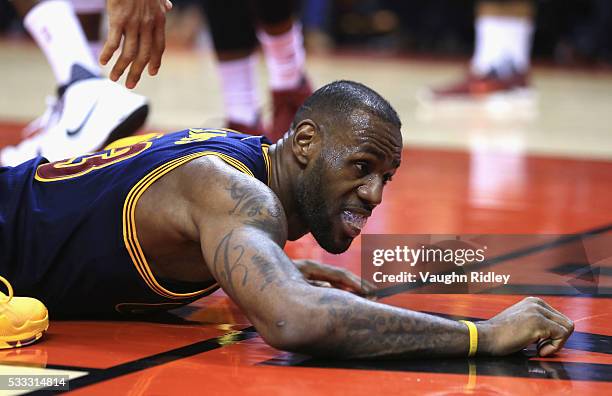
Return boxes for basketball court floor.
[0,40,611,395]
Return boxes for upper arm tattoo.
[212,229,296,296]
[225,174,286,244]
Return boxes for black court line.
[551,263,612,277]
[22,305,610,394]
[373,223,612,298]
[263,353,612,383]
[262,311,612,382]
[483,284,612,296]
[21,224,612,393]
[26,326,258,395]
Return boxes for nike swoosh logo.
[66,102,97,137]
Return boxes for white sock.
[23,0,100,86]
[257,22,306,91]
[471,16,533,77]
[218,54,260,127]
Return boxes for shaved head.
[290,80,401,136]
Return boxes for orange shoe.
[422,69,531,102]
[0,276,49,349]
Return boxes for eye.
[354,161,370,177]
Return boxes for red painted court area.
[1,123,611,395]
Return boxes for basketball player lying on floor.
[0,81,573,356]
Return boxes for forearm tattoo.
[314,292,466,358]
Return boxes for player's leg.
[20,0,106,138]
[202,0,262,136]
[425,0,535,101]
[252,0,312,141]
[1,0,149,166]
[71,0,105,60]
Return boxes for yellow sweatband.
[459,320,478,357]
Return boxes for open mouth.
[341,210,369,238]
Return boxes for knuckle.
[127,17,139,27]
[527,312,544,326]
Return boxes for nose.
[357,176,383,207]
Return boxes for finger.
[538,300,574,330]
[538,340,556,357]
[293,259,317,275]
[536,305,574,334]
[110,23,140,82]
[300,262,361,292]
[164,0,173,11]
[538,319,572,357]
[344,270,376,295]
[148,15,166,76]
[308,280,332,288]
[100,24,123,66]
[127,24,153,88]
[359,275,377,294]
[527,296,563,317]
[325,269,370,295]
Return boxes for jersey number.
[35,133,161,182]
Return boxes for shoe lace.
[22,96,62,139]
[0,275,14,303]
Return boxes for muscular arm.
[184,159,472,358]
[183,158,573,358]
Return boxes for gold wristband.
[459,320,478,357]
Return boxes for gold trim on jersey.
[123,151,255,300]
[261,144,271,186]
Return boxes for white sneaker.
[1,77,148,166]
[21,95,61,139]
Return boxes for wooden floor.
[0,39,611,395]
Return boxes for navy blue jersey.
[0,129,272,316]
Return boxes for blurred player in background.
[425,0,535,101]
[202,0,312,142]
[0,0,152,166]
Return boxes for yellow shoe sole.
[0,313,49,349]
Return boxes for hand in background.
[100,0,173,89]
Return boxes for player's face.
[297,113,402,254]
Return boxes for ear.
[291,119,321,166]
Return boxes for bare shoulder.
[175,155,288,245]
